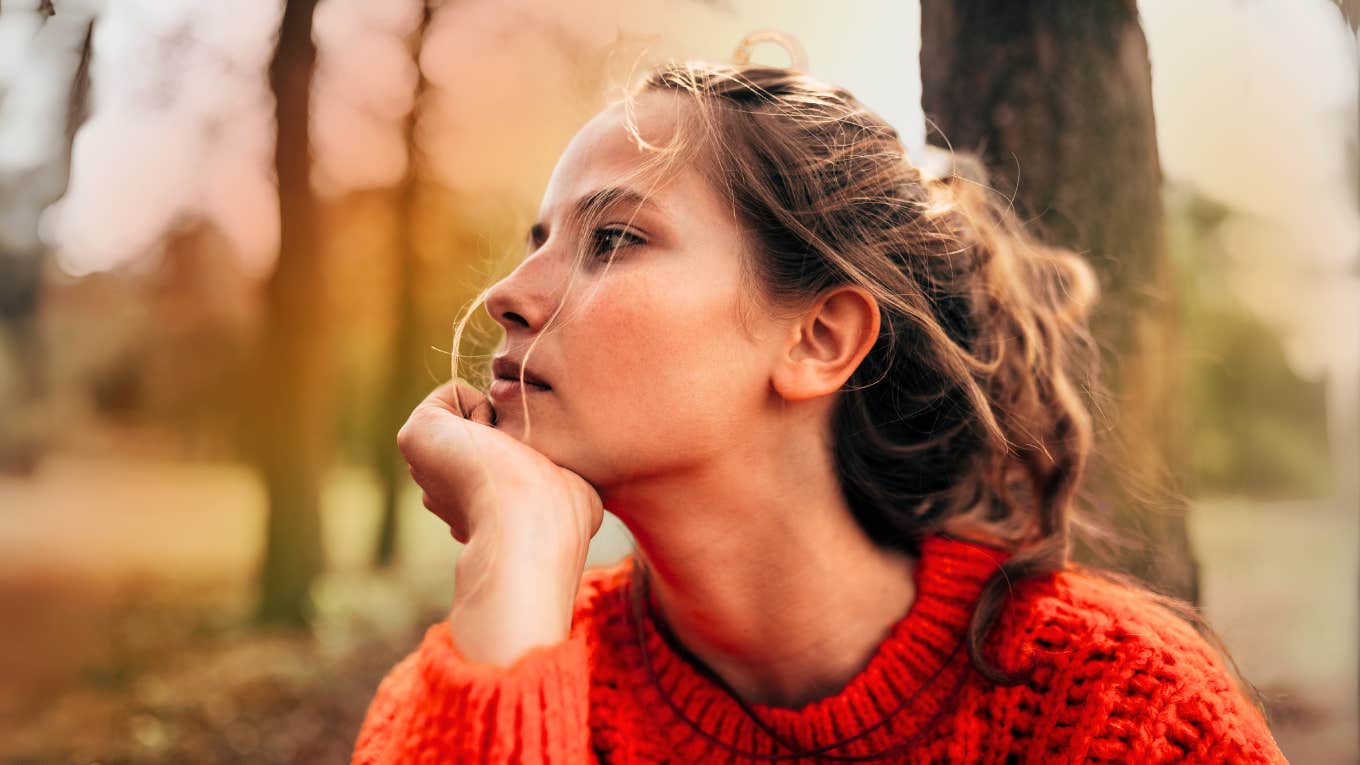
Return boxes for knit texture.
[351,534,1289,764]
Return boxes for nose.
[483,251,565,335]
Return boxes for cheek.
[574,277,754,438]
[577,283,675,402]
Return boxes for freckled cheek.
[576,288,678,400]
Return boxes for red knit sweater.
[351,534,1288,763]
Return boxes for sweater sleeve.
[1014,572,1293,763]
[1113,634,1290,764]
[350,619,598,765]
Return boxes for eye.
[591,226,645,259]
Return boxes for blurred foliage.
[1165,181,1334,499]
[323,185,526,467]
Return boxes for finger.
[450,519,470,544]
[415,379,465,418]
[418,377,489,421]
[466,396,496,428]
[421,490,471,543]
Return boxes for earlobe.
[770,356,822,402]
[770,285,881,402]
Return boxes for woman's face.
[484,91,787,494]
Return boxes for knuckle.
[395,418,421,454]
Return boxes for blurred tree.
[0,3,94,474]
[920,1,1200,602]
[144,222,259,459]
[249,0,331,625]
[371,0,435,569]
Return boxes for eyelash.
[591,227,645,259]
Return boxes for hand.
[396,378,606,665]
[396,378,605,553]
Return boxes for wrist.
[449,534,582,666]
[460,511,590,581]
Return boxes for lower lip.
[489,378,552,399]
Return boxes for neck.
[600,422,918,710]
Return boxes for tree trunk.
[920,0,1200,603]
[372,1,434,569]
[0,12,94,474]
[253,0,329,625]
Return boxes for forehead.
[538,91,718,223]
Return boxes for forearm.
[352,530,596,765]
[359,379,604,763]
[449,530,587,667]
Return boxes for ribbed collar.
[607,533,1013,761]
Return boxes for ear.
[770,284,881,402]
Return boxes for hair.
[448,59,1264,714]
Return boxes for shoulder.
[1002,565,1213,662]
[990,566,1287,763]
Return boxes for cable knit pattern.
[351,534,1289,764]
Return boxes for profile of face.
[482,90,799,498]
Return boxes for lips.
[491,355,551,389]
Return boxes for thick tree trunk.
[253,0,329,625]
[920,0,1200,603]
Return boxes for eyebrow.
[526,186,664,249]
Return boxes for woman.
[351,59,1288,763]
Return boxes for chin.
[493,410,558,448]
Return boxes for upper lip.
[492,355,551,388]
